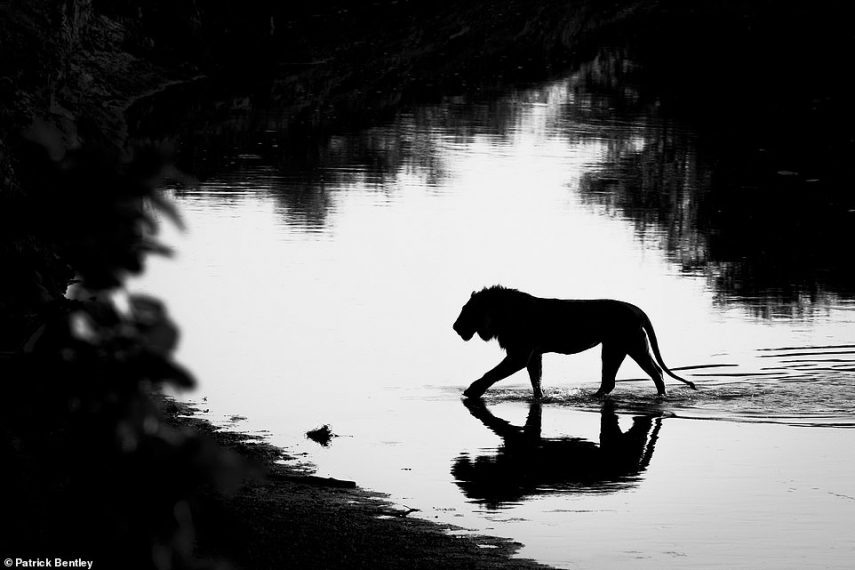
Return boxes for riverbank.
[160,398,547,569]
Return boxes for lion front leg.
[526,352,543,400]
[463,354,527,399]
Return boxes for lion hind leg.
[627,336,666,395]
[596,342,627,396]
[526,353,544,400]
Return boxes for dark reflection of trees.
[269,53,855,315]
[140,50,854,314]
[452,400,661,509]
[572,53,855,314]
[577,121,710,275]
[277,118,449,188]
[274,177,334,231]
[273,93,536,186]
[246,89,564,223]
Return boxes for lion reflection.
[452,400,662,507]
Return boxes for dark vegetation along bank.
[1,1,853,568]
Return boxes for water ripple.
[478,344,855,428]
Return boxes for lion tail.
[640,312,697,390]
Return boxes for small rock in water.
[306,424,336,446]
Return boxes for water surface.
[134,64,855,568]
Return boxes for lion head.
[453,290,495,342]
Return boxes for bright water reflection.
[135,68,855,568]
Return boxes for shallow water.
[133,65,855,567]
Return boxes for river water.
[134,63,855,568]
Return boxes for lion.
[453,286,696,398]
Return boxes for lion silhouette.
[453,286,695,398]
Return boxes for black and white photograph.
[2,1,853,568]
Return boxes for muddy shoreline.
[160,397,549,569]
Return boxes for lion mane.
[462,285,534,350]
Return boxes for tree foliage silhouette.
[1,124,241,569]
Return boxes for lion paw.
[462,387,485,400]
